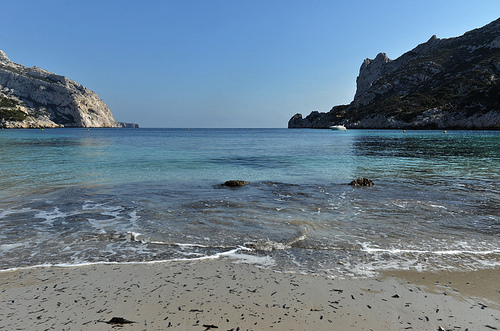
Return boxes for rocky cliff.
[289,17,500,129]
[0,50,137,128]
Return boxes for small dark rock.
[349,178,374,187]
[105,317,136,325]
[222,180,249,187]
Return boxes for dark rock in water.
[222,180,249,187]
[349,178,374,187]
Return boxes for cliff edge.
[289,18,500,129]
[0,50,138,128]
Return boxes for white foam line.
[0,246,254,273]
[434,250,500,255]
[430,204,447,209]
[129,233,236,250]
[363,247,500,255]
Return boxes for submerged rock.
[222,180,249,187]
[349,178,374,187]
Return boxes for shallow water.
[0,128,499,276]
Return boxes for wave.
[0,245,268,273]
[362,244,500,256]
[243,226,309,252]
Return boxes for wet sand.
[1,259,499,330]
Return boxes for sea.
[0,128,499,277]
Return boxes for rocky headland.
[0,50,138,128]
[289,17,500,129]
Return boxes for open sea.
[0,128,499,277]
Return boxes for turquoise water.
[0,128,499,276]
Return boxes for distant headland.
[289,17,500,129]
[0,50,138,129]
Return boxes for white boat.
[329,125,347,131]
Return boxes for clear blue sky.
[1,1,499,128]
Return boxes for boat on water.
[329,125,347,131]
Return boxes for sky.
[1,1,500,128]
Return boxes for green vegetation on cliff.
[0,96,18,108]
[0,96,26,121]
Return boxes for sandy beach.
[1,258,499,331]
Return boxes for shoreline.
[1,259,499,330]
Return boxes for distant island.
[0,50,138,129]
[289,17,500,129]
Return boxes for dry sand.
[1,258,499,330]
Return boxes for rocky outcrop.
[349,178,374,187]
[222,180,250,187]
[354,52,393,105]
[289,17,500,129]
[288,105,348,128]
[0,50,137,128]
[116,122,140,128]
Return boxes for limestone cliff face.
[354,52,393,105]
[0,50,128,128]
[289,17,500,129]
